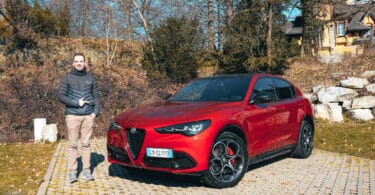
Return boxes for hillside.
[283,54,375,92]
[0,38,374,142]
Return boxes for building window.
[337,22,345,36]
[365,24,373,38]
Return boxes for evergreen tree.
[220,0,292,74]
[142,17,204,83]
[29,1,59,37]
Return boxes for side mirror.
[164,93,172,100]
[249,91,275,104]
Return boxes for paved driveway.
[38,137,375,194]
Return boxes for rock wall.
[305,70,375,122]
[0,37,143,69]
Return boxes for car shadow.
[108,164,202,187]
[77,152,105,175]
[107,154,290,188]
[247,154,289,172]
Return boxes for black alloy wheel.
[292,120,314,158]
[203,132,248,188]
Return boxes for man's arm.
[57,76,80,107]
[91,76,100,116]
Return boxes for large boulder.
[317,87,358,104]
[348,109,374,121]
[342,100,352,110]
[313,103,344,122]
[312,85,324,93]
[303,93,318,103]
[351,96,375,109]
[361,70,375,79]
[339,77,369,89]
[366,83,375,94]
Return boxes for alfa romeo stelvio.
[107,74,314,188]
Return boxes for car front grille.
[125,128,146,160]
[143,152,196,169]
[107,144,130,163]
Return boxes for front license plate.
[146,148,173,158]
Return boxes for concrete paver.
[38,137,375,194]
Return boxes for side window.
[273,78,294,100]
[250,78,276,102]
[337,22,345,36]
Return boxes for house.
[285,1,375,56]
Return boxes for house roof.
[353,12,365,21]
[284,3,375,36]
[370,6,375,20]
[347,18,371,32]
[284,16,303,36]
[333,3,375,20]
[285,27,303,35]
[334,4,353,16]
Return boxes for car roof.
[195,73,284,81]
[197,74,255,80]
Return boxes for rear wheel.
[202,132,248,188]
[292,120,314,158]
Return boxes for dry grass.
[315,119,375,159]
[0,142,57,194]
[283,54,375,93]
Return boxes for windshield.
[170,75,251,102]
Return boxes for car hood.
[116,101,242,127]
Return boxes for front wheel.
[202,132,248,188]
[291,120,314,158]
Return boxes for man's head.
[73,53,86,71]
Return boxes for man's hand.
[79,98,90,107]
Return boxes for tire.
[202,132,248,188]
[291,120,314,158]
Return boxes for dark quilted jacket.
[58,68,100,116]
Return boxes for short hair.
[73,53,85,61]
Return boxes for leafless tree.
[208,0,215,51]
[120,0,134,41]
[81,0,88,37]
[105,6,118,67]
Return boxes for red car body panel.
[107,74,314,174]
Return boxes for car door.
[272,78,301,147]
[246,77,279,156]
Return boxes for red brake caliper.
[227,147,235,165]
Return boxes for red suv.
[107,74,314,188]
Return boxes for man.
[58,53,100,183]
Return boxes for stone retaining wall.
[304,70,375,122]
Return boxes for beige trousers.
[66,114,95,171]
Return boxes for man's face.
[73,55,85,71]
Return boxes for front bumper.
[108,143,196,169]
[107,126,213,173]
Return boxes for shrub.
[142,17,204,84]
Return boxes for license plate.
[146,147,173,158]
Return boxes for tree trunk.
[225,0,233,25]
[175,0,179,18]
[132,0,152,50]
[81,0,87,37]
[266,2,273,65]
[301,0,315,57]
[125,0,133,41]
[217,0,222,50]
[208,0,215,51]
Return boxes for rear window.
[273,78,295,100]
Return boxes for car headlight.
[155,120,211,136]
[109,121,122,131]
